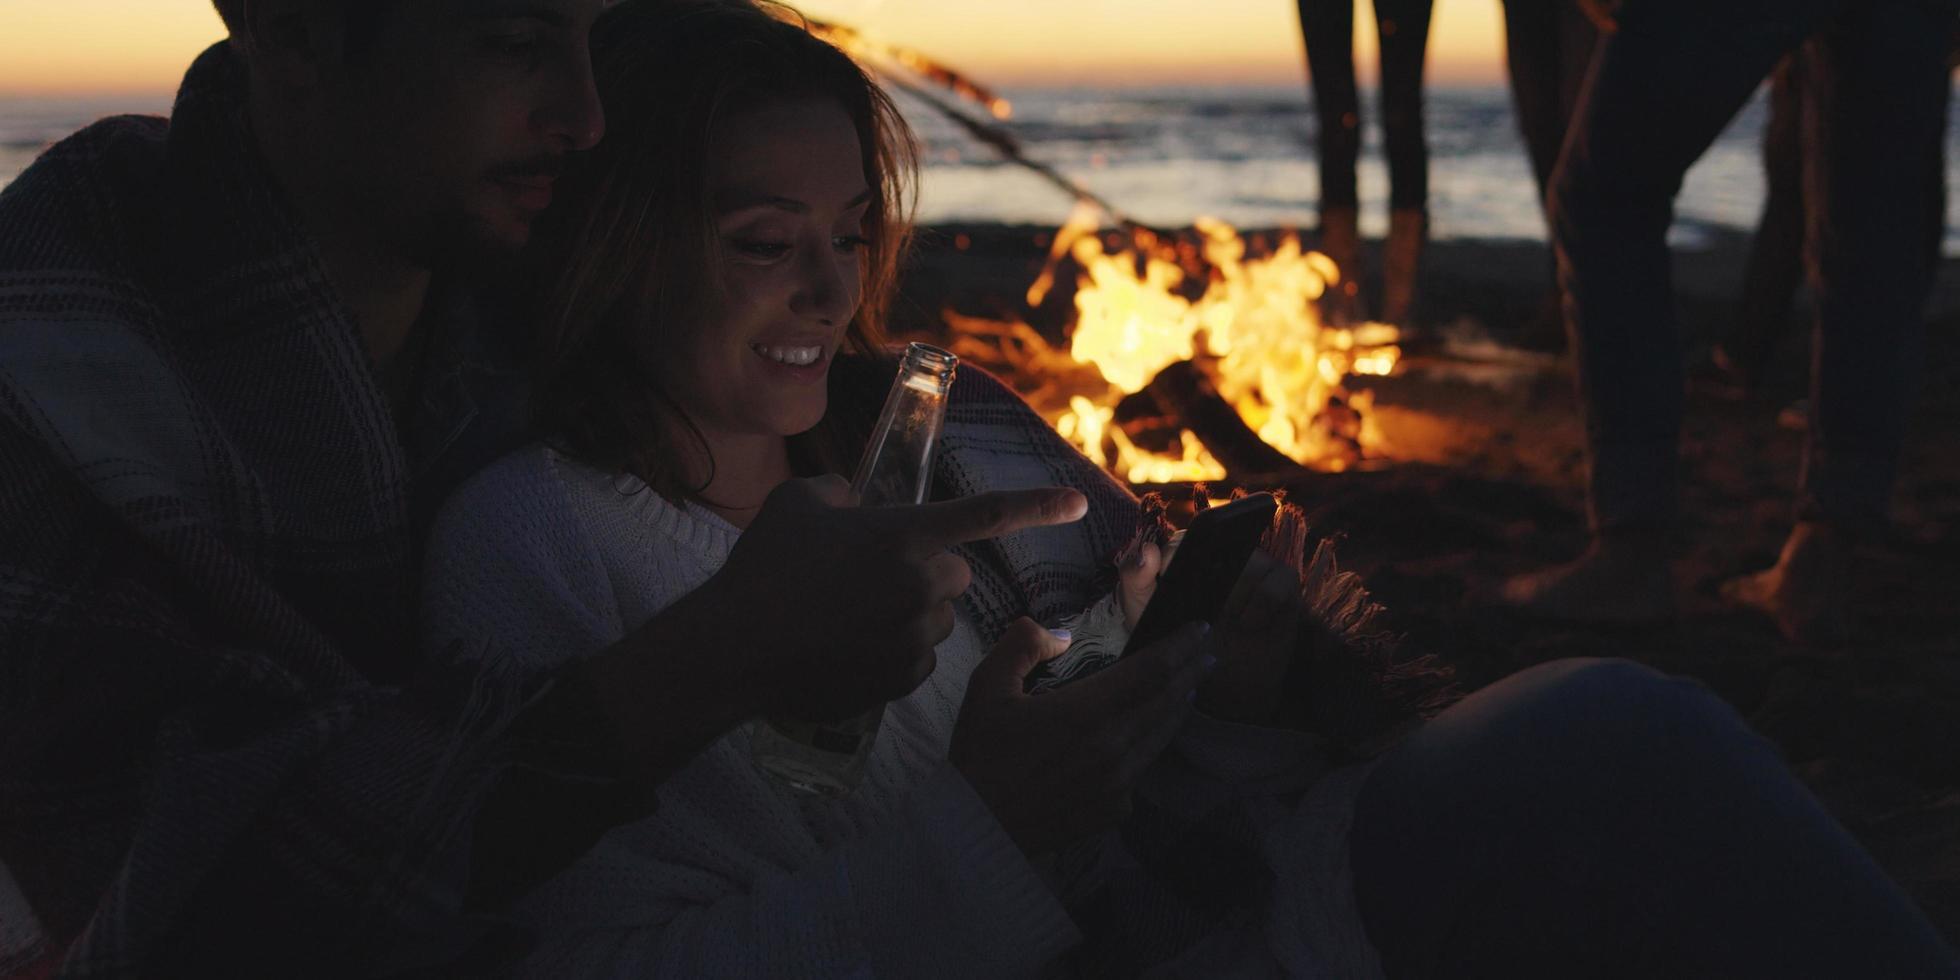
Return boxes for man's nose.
[539,49,606,151]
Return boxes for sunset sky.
[0,0,1510,96]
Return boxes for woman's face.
[661,97,870,446]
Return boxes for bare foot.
[1498,535,1676,624]
[1380,207,1425,327]
[1317,206,1367,326]
[1720,521,1852,647]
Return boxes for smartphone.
[1120,491,1278,657]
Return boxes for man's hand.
[949,617,1212,856]
[694,476,1089,721]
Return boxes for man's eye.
[733,240,791,260]
[485,33,544,61]
[832,235,871,252]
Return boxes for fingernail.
[1055,489,1089,518]
[1186,689,1198,703]
[1197,621,1212,636]
[1048,628,1072,643]
[1201,654,1218,672]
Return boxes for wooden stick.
[1132,361,1301,477]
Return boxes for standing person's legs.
[1350,658,1960,979]
[1298,0,1366,316]
[1501,0,1601,349]
[1719,50,1810,392]
[1800,2,1948,527]
[1499,0,1602,220]
[1499,0,1567,196]
[1374,0,1433,325]
[1498,0,1838,622]
[1550,2,1596,147]
[1375,0,1432,213]
[1727,0,1953,644]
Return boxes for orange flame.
[1051,207,1399,477]
[946,207,1401,482]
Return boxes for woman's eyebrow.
[714,188,875,217]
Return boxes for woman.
[423,1,1959,976]
[425,3,1248,973]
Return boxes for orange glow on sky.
[0,3,228,95]
[0,0,1507,96]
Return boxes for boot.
[1317,206,1366,326]
[1381,207,1426,327]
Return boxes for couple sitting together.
[0,0,1952,976]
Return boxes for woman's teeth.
[754,344,822,366]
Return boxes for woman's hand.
[1115,538,1165,631]
[949,617,1211,856]
[1114,530,1303,726]
[1195,550,1303,725]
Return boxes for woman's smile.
[750,340,832,382]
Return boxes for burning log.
[1119,360,1299,477]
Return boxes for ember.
[948,204,1403,485]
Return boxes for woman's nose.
[791,247,858,325]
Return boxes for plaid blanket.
[931,368,1142,639]
[0,43,584,977]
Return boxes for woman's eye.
[831,234,871,253]
[732,240,792,260]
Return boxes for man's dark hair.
[211,0,244,31]
[209,0,391,55]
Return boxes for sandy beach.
[899,222,1960,942]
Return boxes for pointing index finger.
[890,488,1088,554]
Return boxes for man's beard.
[406,204,529,280]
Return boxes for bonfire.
[813,17,1403,486]
[945,205,1402,485]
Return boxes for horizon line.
[1,78,1515,101]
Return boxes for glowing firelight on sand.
[999,205,1401,483]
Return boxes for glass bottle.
[750,342,959,796]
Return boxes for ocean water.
[897,83,1960,254]
[5,85,1957,252]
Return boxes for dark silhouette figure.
[1296,0,1435,325]
[1502,0,1954,645]
[1712,50,1812,395]
[1499,0,1601,350]
[1714,38,1950,399]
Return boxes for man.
[0,1,1093,972]
[1500,0,1953,643]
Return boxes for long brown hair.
[527,0,919,500]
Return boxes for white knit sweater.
[423,444,1383,979]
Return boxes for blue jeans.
[1548,0,1953,530]
[1350,659,1958,977]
